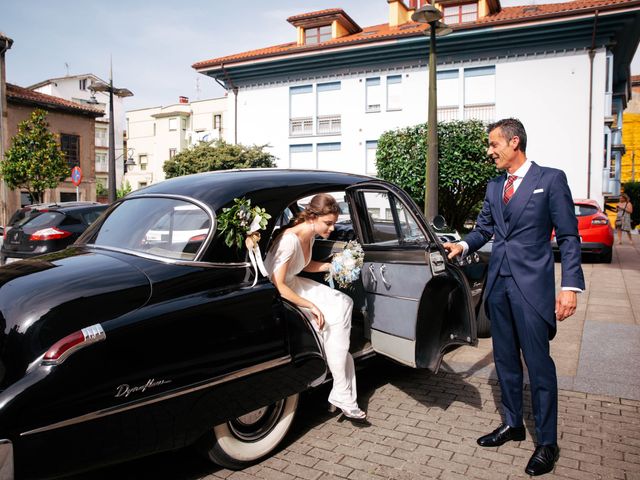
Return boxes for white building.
[193,0,640,209]
[125,96,227,191]
[29,74,133,193]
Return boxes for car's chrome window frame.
[78,194,227,265]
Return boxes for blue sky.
[2,0,638,111]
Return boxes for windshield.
[89,197,212,261]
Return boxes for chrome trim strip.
[0,439,14,480]
[21,355,291,437]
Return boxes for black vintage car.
[0,170,487,479]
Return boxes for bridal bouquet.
[326,241,364,289]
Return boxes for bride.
[264,193,367,423]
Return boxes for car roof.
[128,169,374,214]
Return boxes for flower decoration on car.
[326,241,364,289]
[217,197,271,286]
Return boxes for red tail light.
[42,324,106,365]
[29,227,72,241]
[591,216,609,225]
[188,234,207,243]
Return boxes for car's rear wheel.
[477,303,491,338]
[198,393,299,469]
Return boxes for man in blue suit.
[444,118,584,476]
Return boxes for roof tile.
[6,83,104,116]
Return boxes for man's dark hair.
[488,118,527,153]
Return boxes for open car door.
[345,182,477,372]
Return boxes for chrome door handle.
[379,264,391,288]
[368,264,377,284]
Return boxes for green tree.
[376,120,497,231]
[1,109,69,203]
[117,180,132,199]
[163,140,276,178]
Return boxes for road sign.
[71,166,82,186]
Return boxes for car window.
[90,198,211,261]
[80,208,107,225]
[574,204,598,216]
[295,191,356,242]
[361,190,425,246]
[21,212,64,229]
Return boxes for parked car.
[0,170,488,479]
[551,199,613,263]
[0,202,108,265]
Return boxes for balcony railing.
[437,107,459,122]
[289,117,313,136]
[464,104,495,122]
[317,115,341,135]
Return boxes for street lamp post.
[88,64,133,203]
[411,3,452,221]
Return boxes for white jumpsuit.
[264,233,358,411]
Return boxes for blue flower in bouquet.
[326,241,364,289]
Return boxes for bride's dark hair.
[293,193,340,224]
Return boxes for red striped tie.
[503,175,517,204]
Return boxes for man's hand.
[555,290,577,321]
[443,242,464,260]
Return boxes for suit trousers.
[487,275,558,445]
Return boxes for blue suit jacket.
[465,162,585,330]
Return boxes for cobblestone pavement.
[76,237,640,480]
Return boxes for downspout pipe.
[587,9,599,199]
[220,64,239,145]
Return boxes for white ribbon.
[245,231,268,287]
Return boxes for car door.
[346,182,477,371]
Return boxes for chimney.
[388,0,413,27]
[179,96,189,104]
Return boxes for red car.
[552,199,613,263]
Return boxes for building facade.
[5,84,103,213]
[0,32,13,225]
[29,74,133,193]
[125,96,227,191]
[193,0,640,210]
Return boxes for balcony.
[289,117,313,136]
[464,104,495,122]
[437,107,459,122]
[317,115,341,135]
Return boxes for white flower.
[248,214,262,233]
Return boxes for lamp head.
[411,4,442,24]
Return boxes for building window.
[317,82,341,135]
[317,142,341,172]
[305,25,331,45]
[289,144,314,169]
[168,118,178,131]
[60,134,80,168]
[95,152,108,172]
[437,66,495,122]
[290,85,314,136]
[443,3,478,24]
[386,75,402,111]
[138,182,148,189]
[139,154,148,171]
[169,148,177,159]
[181,117,187,130]
[463,66,495,121]
[60,192,77,202]
[214,114,222,130]
[366,141,378,175]
[366,77,382,112]
[79,79,87,91]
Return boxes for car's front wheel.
[198,393,299,469]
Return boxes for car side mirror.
[432,215,448,231]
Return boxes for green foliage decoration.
[1,109,69,203]
[117,181,132,199]
[216,197,271,250]
[163,140,276,178]
[376,120,498,231]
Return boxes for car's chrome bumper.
[0,439,13,480]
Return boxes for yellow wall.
[622,112,640,184]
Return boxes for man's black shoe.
[525,444,560,476]
[477,424,526,447]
